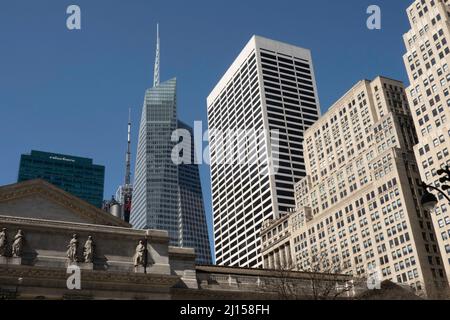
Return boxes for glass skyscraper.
[131,40,212,264]
[18,150,105,208]
[132,79,179,240]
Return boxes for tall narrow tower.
[131,25,211,264]
[125,108,132,186]
[122,108,133,223]
[113,108,133,223]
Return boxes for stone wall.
[0,214,196,299]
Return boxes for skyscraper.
[207,36,321,268]
[131,26,211,264]
[18,150,105,208]
[177,121,212,264]
[262,76,448,297]
[402,0,450,282]
[132,77,179,238]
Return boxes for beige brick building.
[402,0,450,282]
[261,76,448,297]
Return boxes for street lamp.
[143,229,150,274]
[421,188,439,212]
[420,165,450,211]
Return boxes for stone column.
[263,255,269,268]
[274,250,280,269]
[280,246,286,268]
[269,253,274,269]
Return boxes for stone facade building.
[261,77,449,298]
[402,0,450,282]
[0,179,198,299]
[260,213,293,269]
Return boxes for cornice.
[0,265,179,287]
[0,214,170,243]
[168,246,196,258]
[196,265,352,281]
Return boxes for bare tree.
[261,262,309,300]
[428,282,450,300]
[296,252,360,300]
[264,251,363,300]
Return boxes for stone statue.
[12,230,24,258]
[83,236,94,263]
[133,240,146,267]
[0,228,7,257]
[67,234,79,263]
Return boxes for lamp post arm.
[143,237,147,274]
[423,183,450,205]
[143,230,150,274]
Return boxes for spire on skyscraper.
[153,23,160,87]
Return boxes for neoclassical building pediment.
[0,179,130,227]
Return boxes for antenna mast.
[125,108,132,186]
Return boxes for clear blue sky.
[0,0,412,252]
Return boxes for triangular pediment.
[0,180,130,227]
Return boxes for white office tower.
[207,36,321,267]
[402,0,450,282]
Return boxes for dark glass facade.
[18,150,105,208]
[177,121,212,265]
